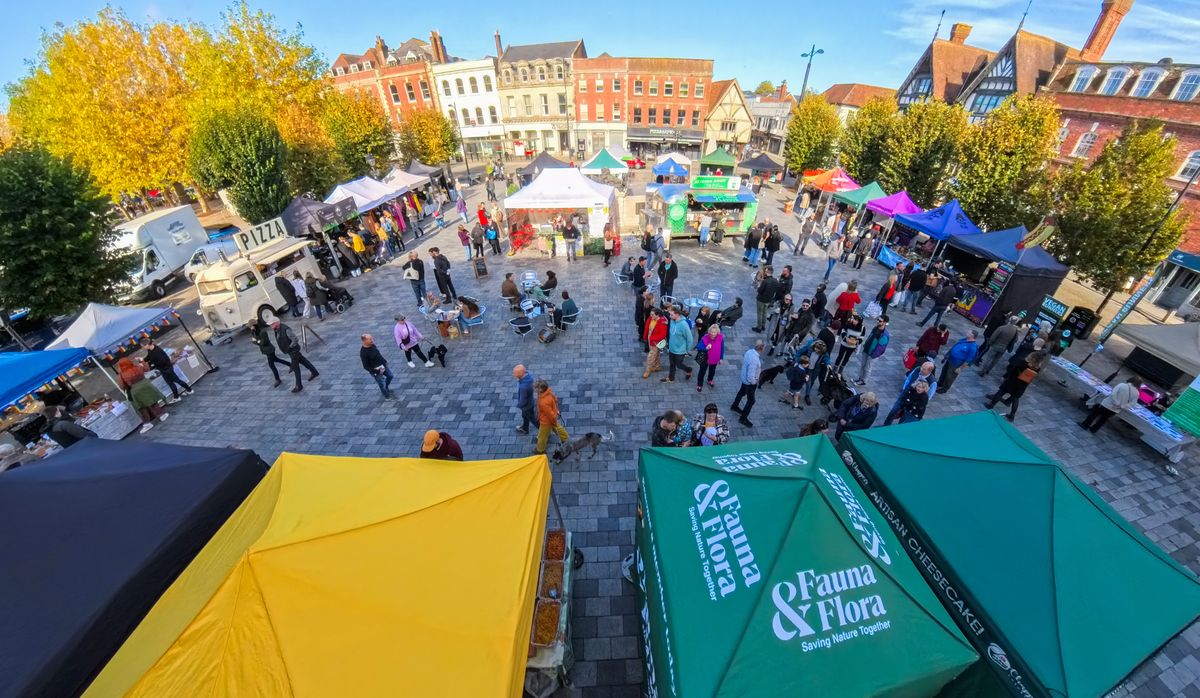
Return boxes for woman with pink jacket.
[393,314,434,368]
[695,324,725,392]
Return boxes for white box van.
[185,239,241,283]
[113,206,207,300]
[195,224,320,333]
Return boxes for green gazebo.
[699,147,737,175]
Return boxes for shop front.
[628,126,704,163]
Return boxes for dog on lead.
[551,430,614,462]
[758,363,787,386]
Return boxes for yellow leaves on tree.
[321,90,395,178]
[396,109,459,167]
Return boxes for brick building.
[1042,58,1200,311]
[821,83,895,123]
[572,55,628,156]
[330,36,441,128]
[747,81,796,155]
[496,35,586,157]
[623,58,713,160]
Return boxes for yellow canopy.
[85,452,552,698]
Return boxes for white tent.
[655,151,692,166]
[324,177,405,214]
[504,168,616,237]
[47,303,175,355]
[382,168,428,191]
[605,143,632,160]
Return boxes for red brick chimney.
[495,30,504,59]
[438,34,449,63]
[949,23,972,44]
[374,35,388,63]
[429,31,443,63]
[777,80,789,99]
[1081,0,1134,62]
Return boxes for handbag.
[403,266,419,280]
[655,339,667,351]
[903,347,917,370]
[1018,367,1038,383]
[863,301,882,319]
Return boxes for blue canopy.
[947,226,1070,279]
[652,158,688,177]
[0,439,267,698]
[0,348,91,408]
[894,199,982,241]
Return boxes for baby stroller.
[324,282,355,313]
[818,366,856,409]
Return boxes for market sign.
[234,217,288,254]
[693,192,743,203]
[691,176,742,192]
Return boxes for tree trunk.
[1094,288,1117,315]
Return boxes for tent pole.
[178,315,217,372]
[91,356,124,392]
[549,482,565,528]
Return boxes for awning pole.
[91,355,124,392]
[549,482,565,528]
[177,314,217,371]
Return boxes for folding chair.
[510,316,533,338]
[611,269,632,285]
[701,289,723,310]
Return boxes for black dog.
[759,364,787,386]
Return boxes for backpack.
[538,328,557,344]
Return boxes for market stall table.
[525,530,576,697]
[1045,356,1195,463]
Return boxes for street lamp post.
[799,45,824,97]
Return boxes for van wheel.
[187,272,196,283]
[256,305,276,325]
[152,280,167,298]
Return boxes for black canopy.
[737,153,785,172]
[947,226,1070,279]
[517,150,570,176]
[281,197,356,235]
[0,439,267,697]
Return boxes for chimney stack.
[949,23,972,44]
[434,30,448,62]
[439,34,449,63]
[495,30,504,59]
[777,80,788,99]
[1081,0,1134,62]
[374,35,387,62]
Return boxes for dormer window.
[349,64,359,73]
[1100,67,1130,96]
[334,67,345,76]
[555,65,564,80]
[1070,66,1098,92]
[1175,71,1200,101]
[1132,68,1165,98]
[362,60,372,70]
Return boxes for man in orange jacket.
[534,379,570,455]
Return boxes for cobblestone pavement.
[137,182,1200,697]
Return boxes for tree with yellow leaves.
[395,109,459,167]
[322,90,395,178]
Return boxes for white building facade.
[430,58,506,160]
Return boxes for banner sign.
[841,451,1044,698]
[691,176,742,192]
[234,217,288,253]
[1097,263,1165,344]
[1016,217,1056,250]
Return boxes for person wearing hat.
[420,430,463,460]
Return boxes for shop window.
[633,107,642,124]
[489,106,498,123]
[389,85,401,104]
[613,103,621,121]
[664,81,674,97]
[634,80,643,95]
[613,78,622,92]
[680,82,689,97]
[483,75,493,91]
[649,107,657,125]
[455,78,464,95]
[419,80,431,99]
[692,110,700,127]
[405,82,416,100]
[649,80,658,96]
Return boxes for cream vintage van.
[194,217,320,334]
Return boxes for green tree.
[880,100,968,208]
[754,81,776,97]
[839,97,898,185]
[276,103,343,198]
[1048,121,1186,312]
[396,109,460,166]
[322,90,395,177]
[783,93,841,174]
[952,95,1060,231]
[189,107,290,224]
[0,146,134,317]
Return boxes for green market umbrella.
[636,435,977,697]
[699,148,737,170]
[580,147,629,174]
[843,411,1200,697]
[832,181,888,208]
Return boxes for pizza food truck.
[195,217,320,334]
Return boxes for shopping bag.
[863,301,882,319]
[903,347,917,370]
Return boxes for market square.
[4,2,1200,696]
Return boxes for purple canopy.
[866,191,922,218]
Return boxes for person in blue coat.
[513,364,536,434]
[937,330,979,394]
[884,362,938,426]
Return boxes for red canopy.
[806,167,859,193]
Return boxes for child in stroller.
[818,365,857,409]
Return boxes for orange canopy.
[807,167,860,193]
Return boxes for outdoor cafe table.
[1046,356,1195,464]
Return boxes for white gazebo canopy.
[655,151,692,166]
[503,168,616,237]
[46,303,175,356]
[383,168,429,191]
[324,177,405,214]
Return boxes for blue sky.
[4,0,1200,105]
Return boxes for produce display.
[540,562,563,599]
[545,529,566,560]
[533,600,561,646]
